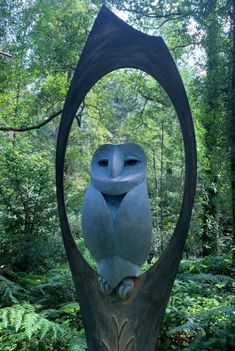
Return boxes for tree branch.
[156,15,183,29]
[170,42,200,50]
[0,51,12,58]
[120,6,182,19]
[0,109,62,132]
[75,100,85,127]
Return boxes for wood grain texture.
[56,5,197,350]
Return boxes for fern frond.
[0,276,25,305]
[37,318,51,339]
[68,334,87,351]
[1,309,8,328]
[179,272,234,284]
[40,308,60,319]
[12,305,25,332]
[170,320,201,335]
[23,312,38,339]
[193,273,233,284]
[198,306,235,319]
[169,306,235,338]
[0,303,81,350]
[9,305,16,326]
[32,271,75,306]
[51,323,59,339]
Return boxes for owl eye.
[125,159,139,166]
[98,159,108,167]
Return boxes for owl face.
[90,143,147,195]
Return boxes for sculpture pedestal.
[66,236,188,350]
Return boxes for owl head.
[90,143,147,195]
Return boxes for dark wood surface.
[56,5,197,350]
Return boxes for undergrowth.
[0,267,85,350]
[0,253,234,350]
[159,253,235,350]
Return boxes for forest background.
[0,0,235,350]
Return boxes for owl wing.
[81,183,113,261]
[114,180,152,266]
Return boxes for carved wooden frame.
[56,5,197,350]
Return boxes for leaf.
[1,309,8,328]
[68,335,87,351]
[37,318,51,339]
[14,306,24,332]
[59,302,80,314]
[23,312,38,339]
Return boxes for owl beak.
[110,148,124,178]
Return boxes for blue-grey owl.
[82,143,152,298]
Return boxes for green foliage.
[0,254,234,350]
[179,253,233,275]
[0,303,86,351]
[188,313,235,351]
[1,0,234,272]
[0,268,86,350]
[0,276,26,307]
[0,0,235,349]
[0,138,65,272]
[32,268,76,307]
[159,254,235,350]
[76,238,97,269]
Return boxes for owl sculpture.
[82,143,152,299]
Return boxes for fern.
[40,308,61,319]
[32,270,76,307]
[37,318,51,339]
[170,320,201,335]
[0,276,26,306]
[197,306,235,319]
[180,272,233,285]
[23,311,38,339]
[1,308,8,328]
[68,331,87,351]
[0,303,82,350]
[187,313,235,350]
[169,306,234,336]
[15,305,25,332]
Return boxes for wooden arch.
[56,5,197,351]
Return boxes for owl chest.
[82,182,152,263]
[102,193,126,223]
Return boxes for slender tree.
[200,0,220,255]
[231,0,235,265]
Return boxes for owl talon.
[98,275,113,295]
[117,278,134,299]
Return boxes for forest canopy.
[0,0,235,350]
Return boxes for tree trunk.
[152,150,158,232]
[202,0,220,256]
[231,0,235,265]
[159,120,165,252]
